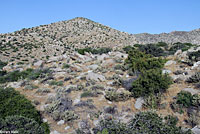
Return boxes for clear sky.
[1,0,200,34]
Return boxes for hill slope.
[0,17,200,62]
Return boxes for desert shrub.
[130,69,172,98]
[0,70,7,76]
[0,68,51,84]
[49,80,63,86]
[61,111,78,122]
[138,43,166,57]
[156,42,168,48]
[93,112,191,134]
[128,112,189,134]
[143,93,162,109]
[76,47,111,55]
[174,91,200,108]
[0,115,45,134]
[81,91,97,98]
[27,68,51,80]
[176,91,193,108]
[188,50,200,61]
[62,63,70,69]
[168,42,194,54]
[0,87,50,133]
[36,88,51,94]
[94,119,130,134]
[125,49,166,72]
[105,90,131,102]
[186,72,200,83]
[123,45,135,53]
[0,60,7,70]
[0,70,25,83]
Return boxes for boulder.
[165,60,176,66]
[96,54,109,61]
[86,72,106,82]
[182,88,199,95]
[57,120,65,125]
[192,126,200,134]
[64,126,70,130]
[122,77,138,90]
[7,81,23,88]
[50,130,60,134]
[135,97,144,110]
[33,60,43,67]
[162,69,172,74]
[48,55,64,63]
[102,59,115,68]
[88,64,99,70]
[191,61,200,70]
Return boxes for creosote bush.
[130,69,172,98]
[125,49,166,72]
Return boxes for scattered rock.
[7,81,23,88]
[86,72,106,82]
[192,126,200,134]
[122,77,137,90]
[33,60,43,67]
[135,97,144,110]
[165,60,176,66]
[182,88,199,95]
[57,120,65,125]
[50,130,60,134]
[64,126,70,130]
[162,69,172,74]
[88,64,99,70]
[102,59,115,68]
[191,61,200,70]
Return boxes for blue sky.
[1,0,200,34]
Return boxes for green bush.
[0,87,49,133]
[176,91,193,108]
[130,69,172,98]
[128,112,190,134]
[0,68,51,84]
[49,80,63,86]
[94,112,191,134]
[168,42,194,54]
[125,49,166,72]
[81,91,96,98]
[138,44,166,57]
[105,90,131,102]
[175,91,200,108]
[0,60,7,70]
[0,115,45,134]
[123,45,135,53]
[188,50,200,61]
[62,63,70,69]
[76,47,111,55]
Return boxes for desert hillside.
[0,18,200,134]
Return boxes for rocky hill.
[1,17,200,62]
[134,29,200,44]
[0,17,200,134]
